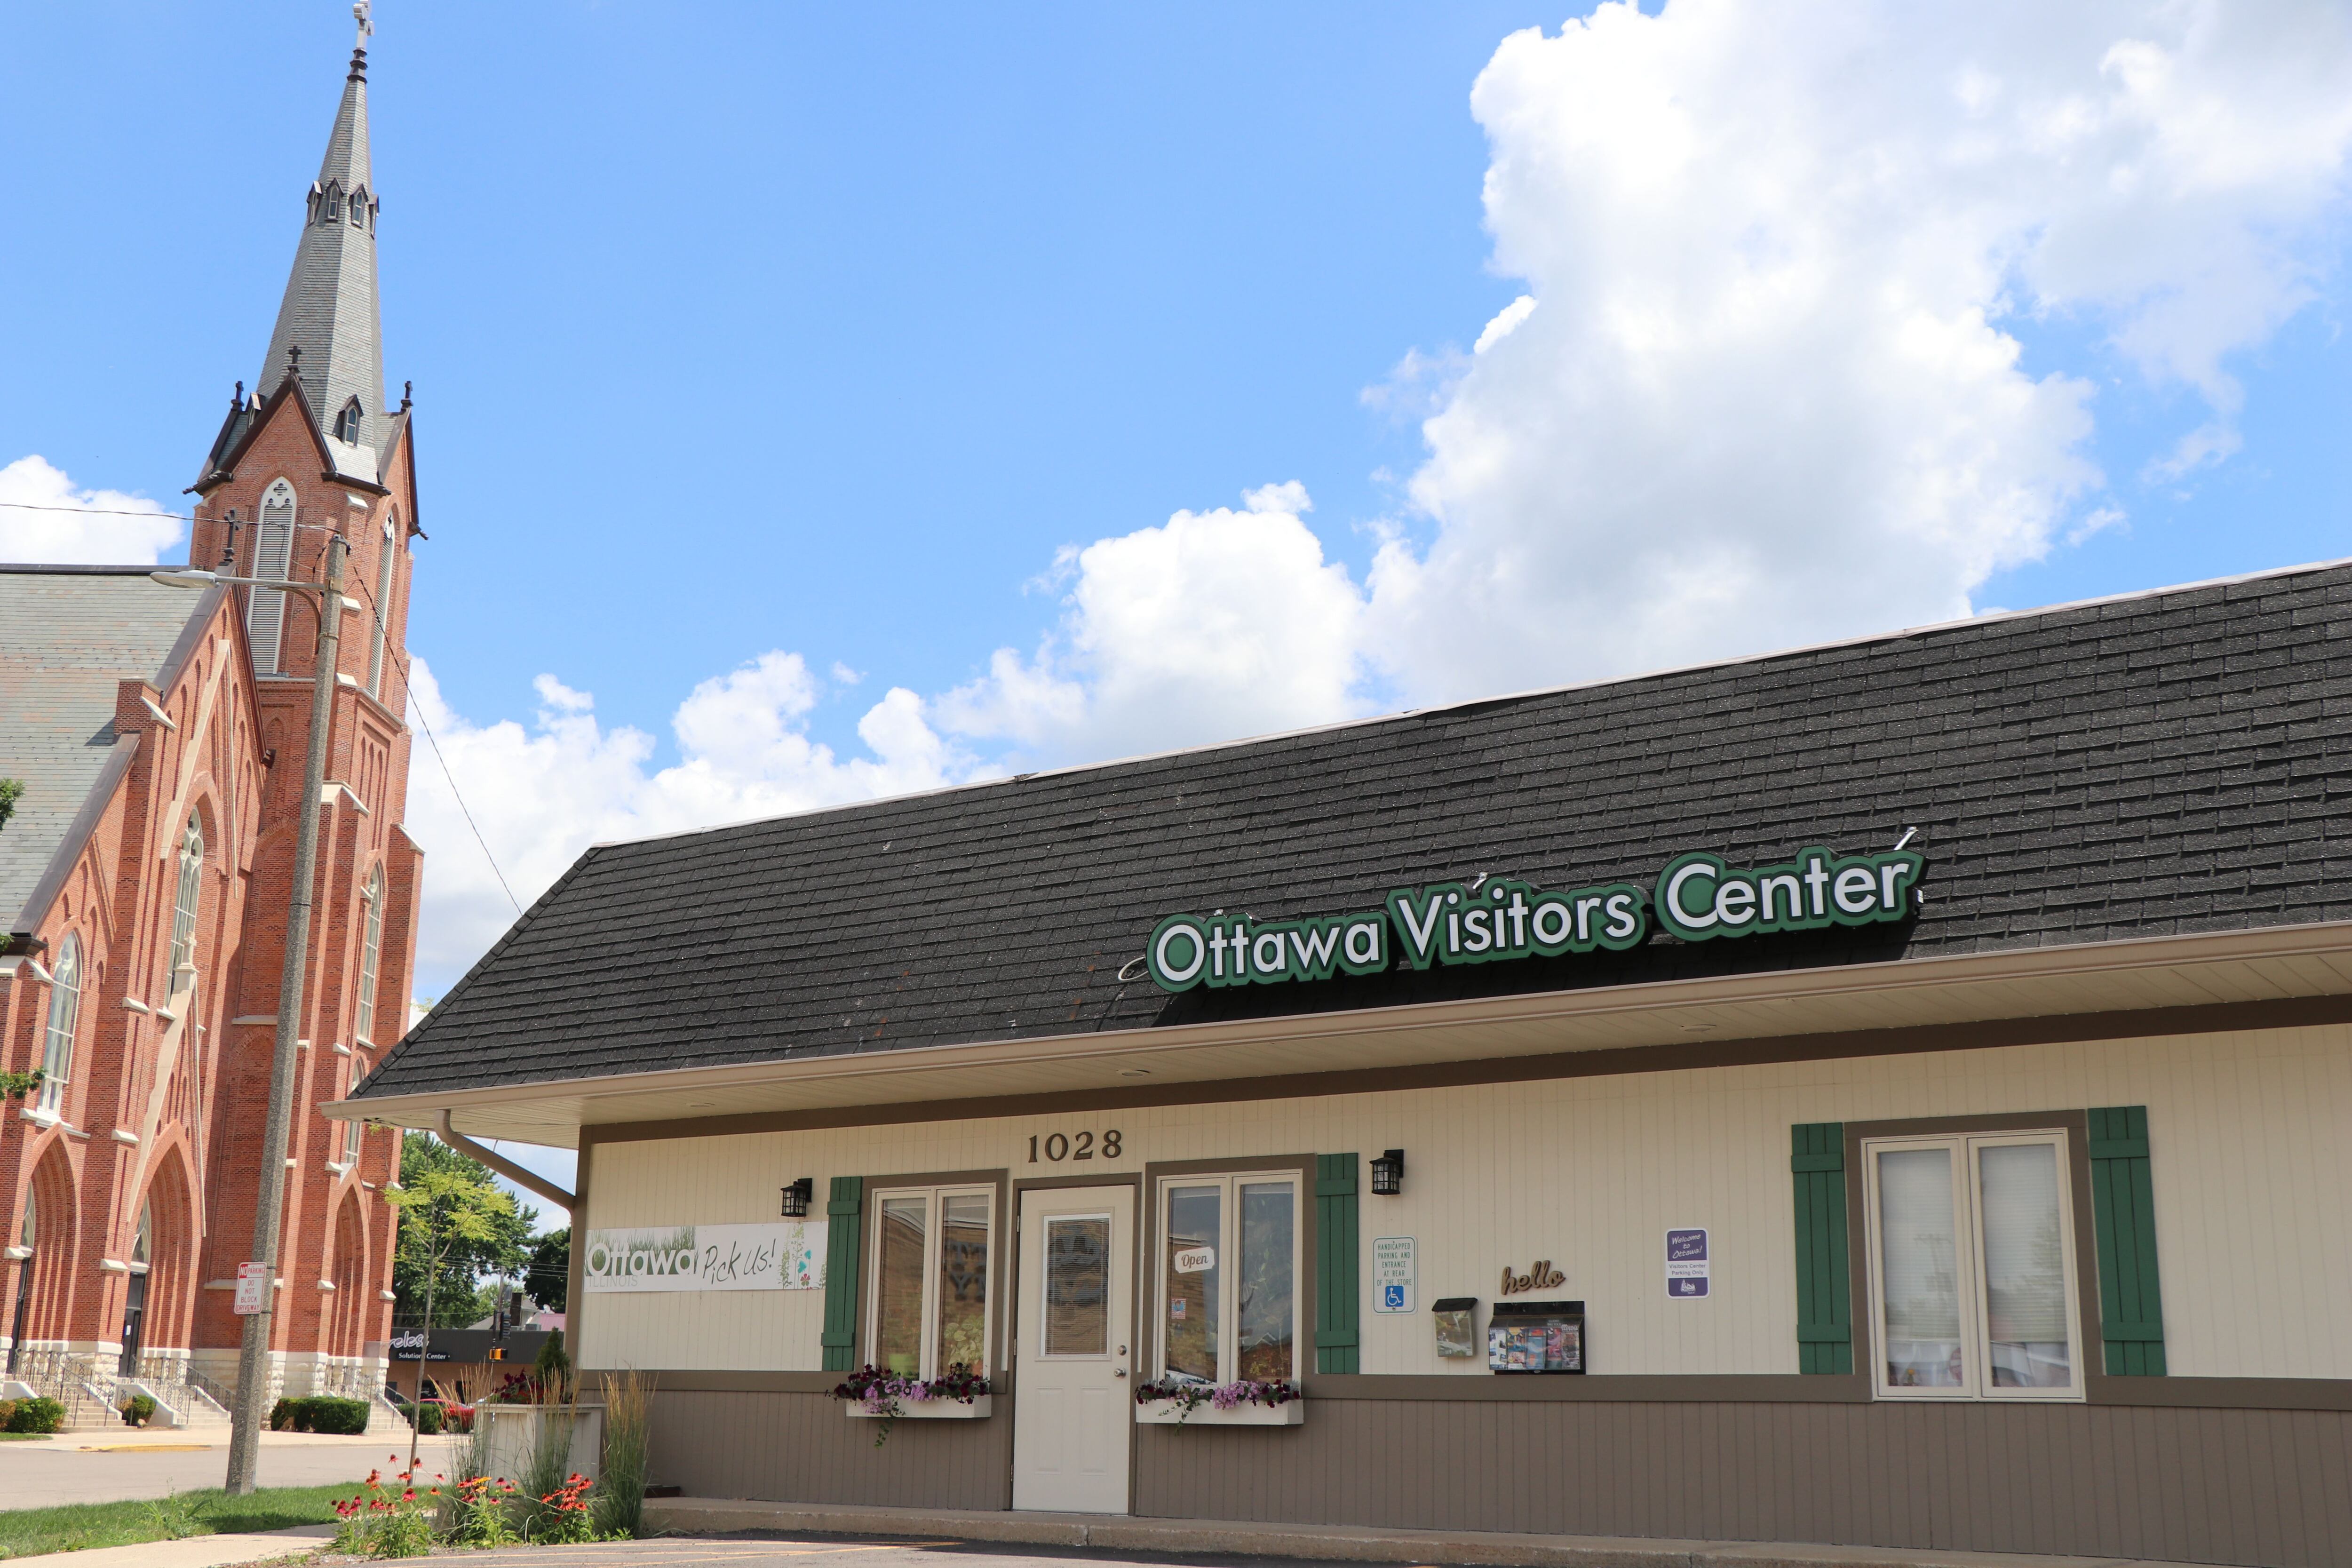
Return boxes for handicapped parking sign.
[1372,1236,1415,1313]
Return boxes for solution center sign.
[1144,845,1924,994]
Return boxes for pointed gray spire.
[257,26,386,478]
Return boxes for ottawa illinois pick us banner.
[583,1221,825,1294]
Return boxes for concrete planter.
[844,1395,993,1420]
[477,1404,603,1483]
[1134,1396,1303,1425]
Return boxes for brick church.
[0,32,419,1427]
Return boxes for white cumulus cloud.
[377,0,2352,990]
[0,456,182,564]
[403,655,966,983]
[934,481,1369,762]
[1363,0,2352,703]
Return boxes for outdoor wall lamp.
[1371,1149,1406,1195]
[780,1178,815,1218]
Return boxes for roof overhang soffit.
[329,918,2352,1149]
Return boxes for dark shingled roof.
[360,561,2352,1101]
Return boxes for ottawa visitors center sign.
[1144,845,1924,995]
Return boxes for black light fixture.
[1370,1149,1406,1196]
[780,1178,815,1218]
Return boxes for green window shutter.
[1313,1153,1359,1375]
[2088,1106,2166,1376]
[819,1176,865,1372]
[1790,1123,1852,1375]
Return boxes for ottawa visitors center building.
[338,563,2352,1568]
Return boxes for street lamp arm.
[151,568,333,594]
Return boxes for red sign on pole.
[232,1261,270,1316]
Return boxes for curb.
[643,1499,2195,1568]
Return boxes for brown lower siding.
[649,1389,1011,1512]
[648,1389,2352,1568]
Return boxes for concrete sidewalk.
[16,1521,333,1568]
[644,1500,2209,1568]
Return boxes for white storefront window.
[1865,1131,2082,1401]
[866,1186,993,1380]
[1155,1173,1297,1385]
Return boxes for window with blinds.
[247,481,296,673]
[1864,1131,2082,1400]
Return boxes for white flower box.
[1134,1396,1304,1425]
[845,1395,993,1420]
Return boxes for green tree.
[388,1133,533,1329]
[524,1226,570,1316]
[0,779,23,833]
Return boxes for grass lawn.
[0,1481,357,1558]
[0,1434,53,1442]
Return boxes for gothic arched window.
[335,399,364,444]
[37,934,81,1118]
[349,187,368,228]
[167,812,204,979]
[354,866,383,1046]
[368,513,397,696]
[342,1057,366,1165]
[247,480,296,674]
[324,183,343,222]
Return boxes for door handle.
[1113,1369,1127,1377]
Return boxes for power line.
[340,557,527,919]
[0,499,187,519]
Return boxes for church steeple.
[256,2,386,474]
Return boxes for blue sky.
[6,4,2352,1209]
[7,3,2343,750]
[5,2,1539,722]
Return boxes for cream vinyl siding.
[579,1022,2352,1381]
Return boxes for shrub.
[121,1393,158,1427]
[308,1395,370,1434]
[533,1329,571,1400]
[4,1396,66,1434]
[0,1399,16,1430]
[410,1401,445,1436]
[269,1396,297,1431]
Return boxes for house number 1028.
[1030,1130,1122,1163]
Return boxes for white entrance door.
[1011,1185,1133,1514]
